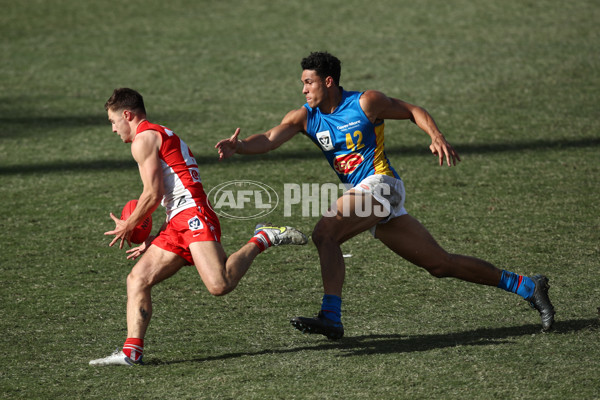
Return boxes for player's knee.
[421,254,455,278]
[207,286,228,297]
[205,282,232,297]
[127,271,152,291]
[425,265,450,278]
[312,222,338,248]
[311,227,326,248]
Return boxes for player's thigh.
[374,214,449,266]
[189,241,227,285]
[316,189,386,244]
[130,244,187,287]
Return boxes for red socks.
[123,338,144,362]
[249,231,271,252]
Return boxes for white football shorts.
[351,174,408,237]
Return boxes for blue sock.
[320,294,342,323]
[497,270,535,300]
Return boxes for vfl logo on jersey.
[333,153,364,175]
[188,216,204,231]
[316,130,334,151]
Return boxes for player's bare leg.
[90,245,185,366]
[191,224,307,296]
[374,214,502,285]
[313,190,385,296]
[190,241,259,296]
[126,245,187,338]
[375,214,554,330]
[291,190,384,339]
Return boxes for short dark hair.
[301,52,341,86]
[104,88,146,115]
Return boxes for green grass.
[1,0,599,399]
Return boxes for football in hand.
[120,199,153,244]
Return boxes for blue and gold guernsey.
[303,90,399,186]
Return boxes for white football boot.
[89,349,141,366]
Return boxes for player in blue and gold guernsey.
[216,52,555,339]
[303,89,400,186]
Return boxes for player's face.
[107,109,133,143]
[301,69,328,109]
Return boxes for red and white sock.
[123,338,144,362]
[249,231,272,252]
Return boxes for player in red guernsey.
[90,88,307,366]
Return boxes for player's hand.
[104,212,132,249]
[125,236,154,260]
[429,134,461,166]
[215,128,241,160]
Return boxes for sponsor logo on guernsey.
[316,130,334,151]
[333,153,364,175]
[336,120,361,132]
[189,168,201,182]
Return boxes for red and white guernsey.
[135,120,209,220]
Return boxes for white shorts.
[352,174,408,236]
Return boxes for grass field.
[1,0,599,399]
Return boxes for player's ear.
[325,76,335,88]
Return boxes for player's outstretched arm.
[216,107,307,160]
[360,90,461,166]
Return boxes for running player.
[90,88,307,366]
[215,52,555,339]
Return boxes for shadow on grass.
[0,115,107,136]
[147,317,598,366]
[2,136,599,176]
[0,159,139,175]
